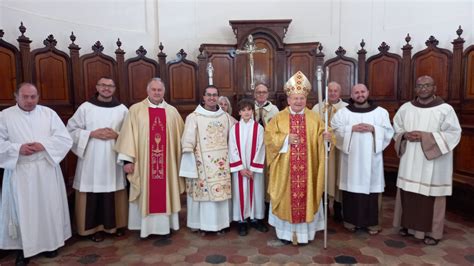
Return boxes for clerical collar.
[411,96,444,108]
[347,99,377,113]
[256,101,270,108]
[88,93,121,108]
[289,107,305,115]
[147,98,165,108]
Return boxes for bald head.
[415,75,436,101]
[15,83,39,112]
[351,84,369,105]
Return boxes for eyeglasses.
[97,83,116,88]
[255,91,268,95]
[205,93,218,97]
[415,83,434,89]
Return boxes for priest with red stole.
[115,78,184,238]
[265,71,331,245]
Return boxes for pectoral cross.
[235,34,267,90]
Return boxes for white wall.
[1,0,473,63]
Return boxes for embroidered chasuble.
[115,99,184,217]
[265,107,327,223]
[182,106,233,202]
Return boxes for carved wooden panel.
[413,52,450,99]
[168,50,198,105]
[464,46,474,99]
[34,53,70,103]
[366,43,401,101]
[253,39,274,90]
[324,47,357,99]
[0,46,18,104]
[125,46,159,104]
[454,128,474,176]
[211,54,234,93]
[412,37,452,100]
[31,35,71,105]
[80,42,117,102]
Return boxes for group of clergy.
[0,72,461,265]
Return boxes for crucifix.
[235,34,267,90]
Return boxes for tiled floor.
[1,196,473,265]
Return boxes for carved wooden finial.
[0,29,4,39]
[318,43,323,53]
[116,38,122,48]
[136,45,147,56]
[177,49,187,59]
[43,34,57,48]
[456,25,463,38]
[199,46,204,55]
[92,41,104,53]
[402,33,412,50]
[357,39,367,55]
[19,22,26,36]
[425,35,439,47]
[335,46,346,56]
[378,42,390,53]
[405,33,411,44]
[70,32,76,43]
[159,42,164,52]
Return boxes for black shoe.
[115,228,125,237]
[333,201,343,223]
[15,250,29,266]
[238,223,248,236]
[250,220,269,233]
[43,250,58,258]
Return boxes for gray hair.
[218,96,232,114]
[146,77,165,91]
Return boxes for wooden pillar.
[68,32,81,109]
[197,46,208,100]
[401,34,413,101]
[357,39,367,84]
[115,38,127,104]
[157,42,168,100]
[17,22,32,82]
[451,26,465,103]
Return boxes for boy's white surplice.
[228,119,266,221]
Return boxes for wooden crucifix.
[235,34,267,90]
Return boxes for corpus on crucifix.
[235,34,267,90]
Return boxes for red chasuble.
[289,114,307,223]
[148,107,167,213]
[234,122,259,220]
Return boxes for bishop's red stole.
[148,107,167,213]
[235,122,259,221]
[289,114,307,223]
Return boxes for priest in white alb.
[115,78,184,238]
[179,85,235,235]
[331,84,394,235]
[67,77,129,242]
[392,75,461,246]
[0,83,72,264]
[311,81,348,222]
[265,71,331,245]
